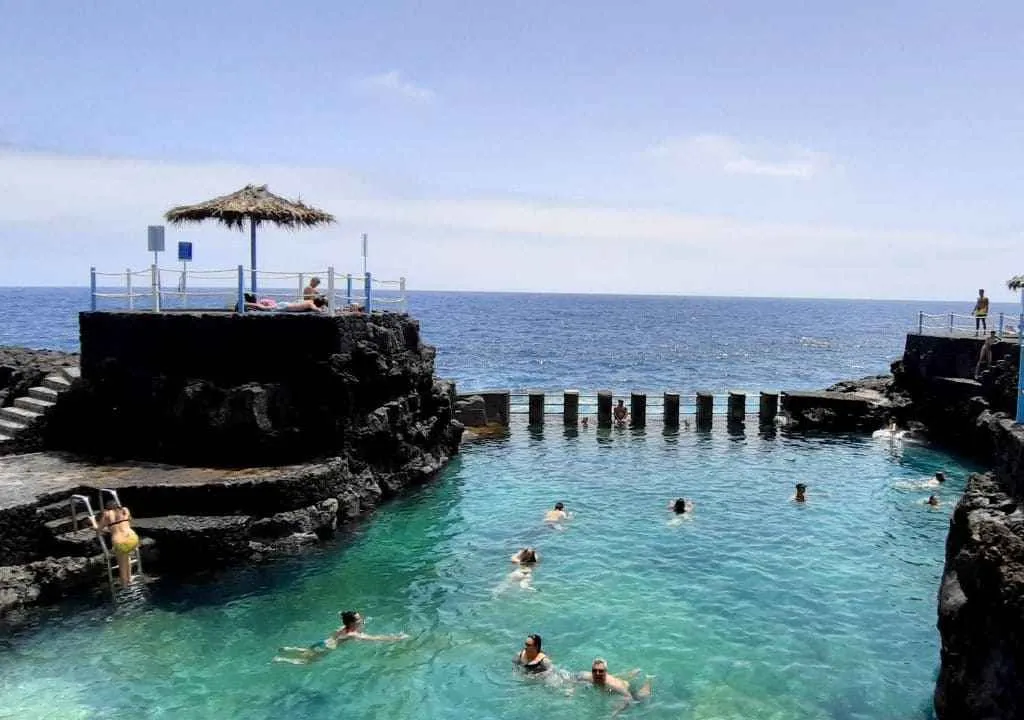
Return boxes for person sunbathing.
[279,296,328,313]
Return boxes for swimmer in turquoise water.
[273,610,408,665]
[926,494,941,507]
[668,497,693,524]
[497,548,540,593]
[514,634,553,676]
[792,483,807,503]
[544,502,571,527]
[576,658,652,716]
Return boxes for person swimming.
[577,658,652,716]
[515,634,553,675]
[273,610,408,665]
[544,502,570,525]
[511,547,539,565]
[793,483,807,503]
[896,471,948,490]
[926,494,941,507]
[667,498,693,524]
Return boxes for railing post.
[346,274,353,306]
[528,391,545,426]
[400,276,407,314]
[728,392,746,426]
[327,267,335,311]
[999,312,1004,336]
[237,265,246,314]
[90,267,97,311]
[150,264,160,312]
[364,271,372,312]
[181,265,188,309]
[918,311,923,335]
[126,269,134,310]
[297,273,304,302]
[949,313,954,333]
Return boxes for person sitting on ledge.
[975,330,997,378]
[613,399,629,427]
[274,610,408,665]
[302,276,321,300]
[793,483,807,503]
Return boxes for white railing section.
[916,311,1017,337]
[90,265,408,314]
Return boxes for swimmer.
[577,658,652,716]
[581,416,589,429]
[274,610,408,665]
[514,634,553,676]
[511,547,539,565]
[896,471,948,490]
[793,483,807,503]
[668,497,693,524]
[926,494,941,507]
[933,471,946,485]
[544,502,571,526]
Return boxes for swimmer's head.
[795,483,807,501]
[673,498,687,514]
[927,495,940,506]
[591,658,608,684]
[519,548,538,564]
[935,472,946,483]
[340,610,363,629]
[524,633,542,652]
[554,502,564,511]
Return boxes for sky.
[1,0,1023,299]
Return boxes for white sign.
[147,225,165,253]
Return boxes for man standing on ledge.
[973,288,989,335]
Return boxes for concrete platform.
[0,452,316,512]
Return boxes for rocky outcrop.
[44,312,460,467]
[0,347,78,408]
[0,311,464,618]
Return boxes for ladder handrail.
[69,490,143,599]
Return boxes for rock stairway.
[0,365,78,445]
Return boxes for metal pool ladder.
[69,489,144,601]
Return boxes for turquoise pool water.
[0,425,974,719]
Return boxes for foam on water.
[0,425,972,719]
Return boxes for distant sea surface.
[0,288,1014,393]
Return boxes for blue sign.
[177,241,193,262]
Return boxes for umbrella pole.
[250,218,257,293]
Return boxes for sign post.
[1017,287,1024,424]
[148,226,165,310]
[177,241,193,308]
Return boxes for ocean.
[0,287,1014,394]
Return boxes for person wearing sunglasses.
[514,634,552,675]
[578,658,652,715]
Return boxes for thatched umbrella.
[165,184,335,293]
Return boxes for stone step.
[59,366,81,383]
[28,386,59,403]
[14,396,55,413]
[42,375,71,392]
[0,418,28,435]
[0,406,41,425]
[45,511,96,536]
[37,498,82,522]
[53,528,155,558]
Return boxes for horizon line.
[0,285,1015,305]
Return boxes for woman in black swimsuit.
[515,634,552,675]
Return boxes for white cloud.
[353,70,435,102]
[0,148,1011,300]
[647,134,833,178]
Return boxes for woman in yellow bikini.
[91,502,139,586]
